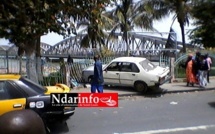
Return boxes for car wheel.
[88,76,93,83]
[134,81,148,93]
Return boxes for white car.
[82,57,171,93]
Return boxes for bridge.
[0,32,206,85]
[0,32,203,58]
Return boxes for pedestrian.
[91,55,104,93]
[192,52,201,83]
[67,55,73,65]
[185,54,198,86]
[198,55,209,88]
[205,53,212,83]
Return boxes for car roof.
[112,57,146,63]
[0,74,21,80]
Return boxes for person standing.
[205,53,212,83]
[185,54,198,86]
[192,52,201,81]
[199,55,209,88]
[67,55,73,65]
[91,55,104,93]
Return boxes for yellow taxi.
[0,74,75,121]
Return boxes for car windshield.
[19,77,46,94]
[139,59,156,71]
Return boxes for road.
[49,90,215,134]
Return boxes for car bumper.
[64,107,75,116]
[156,75,172,86]
[43,107,75,121]
[45,111,64,115]
[44,108,75,115]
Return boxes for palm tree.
[137,0,193,53]
[69,1,114,56]
[105,0,159,55]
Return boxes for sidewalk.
[70,79,215,96]
[160,79,215,93]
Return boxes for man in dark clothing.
[192,52,201,77]
[205,53,212,83]
[91,55,104,93]
[67,55,73,65]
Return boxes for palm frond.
[100,13,115,30]
[80,35,90,48]
[76,20,90,29]
[106,23,121,45]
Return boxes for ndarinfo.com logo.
[51,93,118,107]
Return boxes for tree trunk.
[123,24,129,56]
[180,22,186,53]
[24,40,38,83]
[35,38,43,81]
[125,31,129,56]
[26,51,38,83]
[36,57,43,81]
[19,56,22,74]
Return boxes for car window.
[13,80,44,96]
[139,59,156,71]
[0,81,25,100]
[121,62,131,72]
[106,62,121,71]
[121,62,140,73]
[19,77,45,95]
[131,63,140,73]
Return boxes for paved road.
[49,90,215,134]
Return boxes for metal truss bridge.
[1,32,202,58]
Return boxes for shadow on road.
[144,87,167,98]
[47,121,69,134]
[104,85,136,92]
[104,86,167,98]
[208,102,215,109]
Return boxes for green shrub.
[40,71,64,86]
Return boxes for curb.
[172,77,215,83]
[71,81,215,97]
[117,87,215,97]
[163,87,215,94]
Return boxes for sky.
[0,14,194,46]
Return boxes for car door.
[0,81,26,116]
[119,62,140,85]
[103,62,121,85]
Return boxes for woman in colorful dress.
[186,54,198,86]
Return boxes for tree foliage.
[0,1,63,52]
[0,0,110,82]
[105,0,159,55]
[77,0,113,49]
[189,0,215,48]
[141,0,193,53]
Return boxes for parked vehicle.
[82,57,171,93]
[0,74,75,121]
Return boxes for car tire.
[134,81,148,93]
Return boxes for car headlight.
[36,101,44,108]
[29,102,36,108]
[29,101,44,108]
